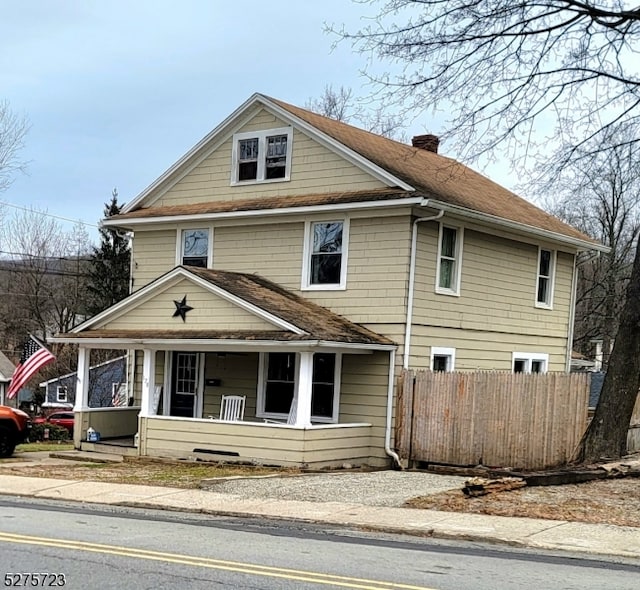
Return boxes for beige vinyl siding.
[103,278,280,331]
[156,108,385,207]
[413,223,574,337]
[131,229,177,290]
[214,215,412,326]
[214,223,304,288]
[408,324,568,371]
[340,351,391,463]
[140,416,374,467]
[202,353,259,419]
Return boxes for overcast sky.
[1,0,502,243]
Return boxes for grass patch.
[16,442,74,453]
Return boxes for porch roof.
[55,268,395,348]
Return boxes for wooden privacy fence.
[396,370,590,470]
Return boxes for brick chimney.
[412,134,440,153]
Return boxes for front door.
[170,352,201,417]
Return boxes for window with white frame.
[231,127,293,184]
[536,248,555,308]
[56,386,68,403]
[258,352,340,422]
[263,352,296,415]
[431,347,456,372]
[302,219,349,290]
[179,228,210,268]
[311,353,338,420]
[436,224,463,295]
[512,352,549,373]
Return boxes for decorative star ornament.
[172,295,193,322]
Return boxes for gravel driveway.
[202,470,468,507]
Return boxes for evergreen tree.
[87,189,130,316]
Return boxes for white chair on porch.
[263,395,298,425]
[219,395,246,422]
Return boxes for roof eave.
[48,335,396,351]
[102,195,425,228]
[427,200,609,253]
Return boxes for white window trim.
[175,225,214,269]
[301,218,350,291]
[256,352,296,422]
[310,352,342,424]
[230,126,293,185]
[435,223,463,296]
[512,352,549,373]
[256,352,341,423]
[56,385,68,403]
[430,347,456,372]
[535,247,556,309]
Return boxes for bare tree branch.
[0,99,29,192]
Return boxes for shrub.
[29,423,70,442]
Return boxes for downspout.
[403,205,445,369]
[384,348,402,468]
[386,204,444,468]
[566,253,578,373]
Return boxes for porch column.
[140,349,156,417]
[292,351,313,427]
[74,346,90,411]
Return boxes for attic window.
[231,127,293,185]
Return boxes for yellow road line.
[0,532,438,590]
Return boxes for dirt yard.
[406,477,640,527]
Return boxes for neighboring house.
[0,351,15,406]
[53,93,606,467]
[39,356,127,410]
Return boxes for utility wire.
[0,200,100,228]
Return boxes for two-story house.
[54,93,605,468]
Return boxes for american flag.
[7,336,55,399]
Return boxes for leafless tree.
[0,208,91,353]
[333,1,640,170]
[544,129,640,367]
[0,99,29,192]
[306,84,406,140]
[336,0,640,461]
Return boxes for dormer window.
[232,127,293,185]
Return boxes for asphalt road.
[1,497,639,590]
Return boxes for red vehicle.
[33,412,74,436]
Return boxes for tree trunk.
[575,243,640,463]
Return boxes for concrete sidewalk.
[0,471,639,560]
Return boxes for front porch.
[55,266,398,468]
[71,347,395,468]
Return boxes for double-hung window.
[263,352,297,415]
[436,224,463,295]
[302,219,349,290]
[179,228,211,268]
[536,248,555,308]
[232,127,293,184]
[258,352,340,422]
[512,352,548,373]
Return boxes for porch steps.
[80,438,139,458]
